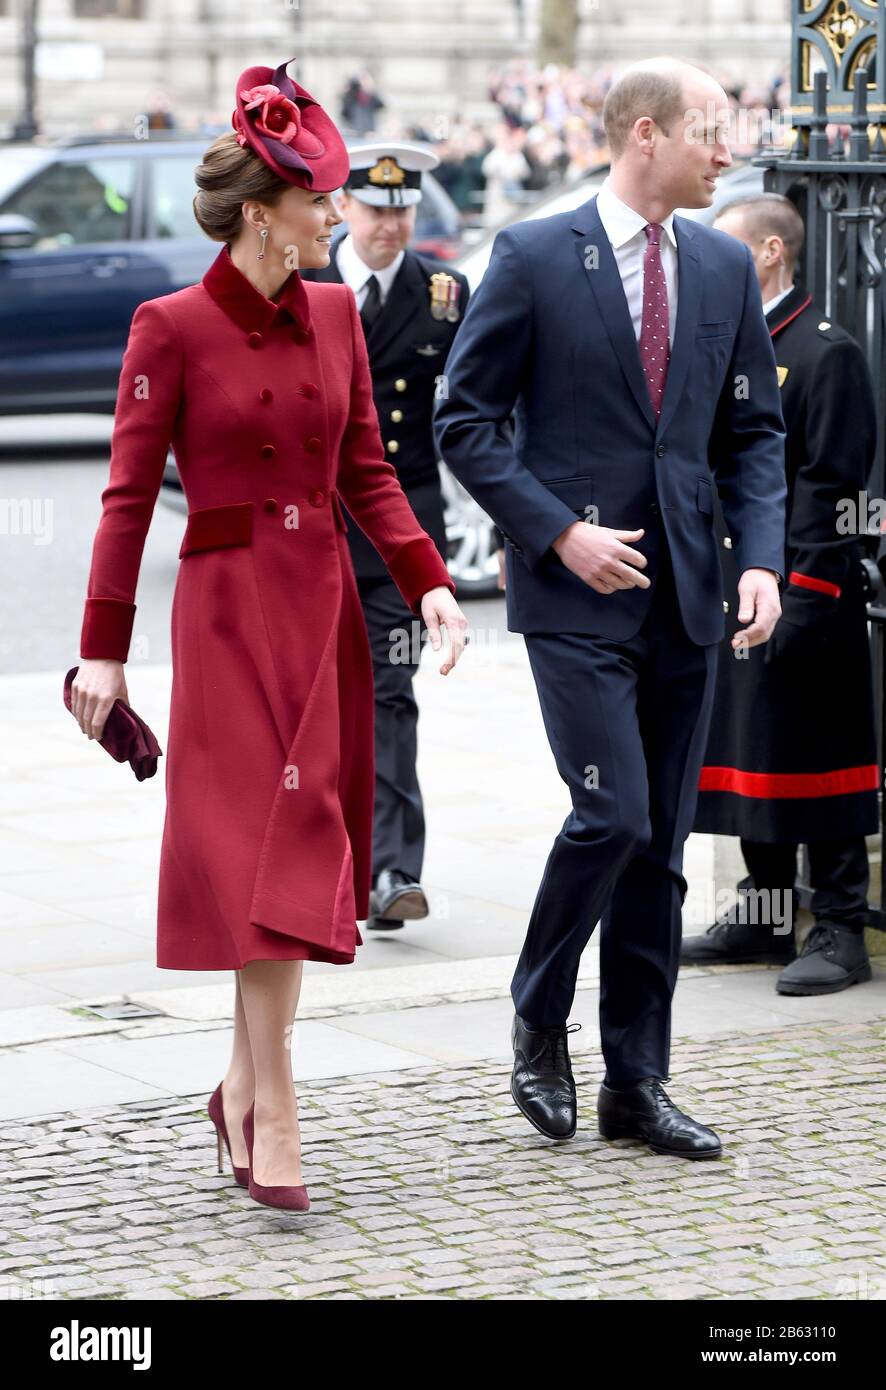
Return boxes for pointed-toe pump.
[242,1101,311,1212]
[207,1082,249,1187]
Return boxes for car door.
[0,152,155,413]
[140,150,218,292]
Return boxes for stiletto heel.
[207,1081,249,1187]
[242,1101,311,1212]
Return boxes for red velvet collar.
[202,243,312,336]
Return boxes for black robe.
[693,283,879,842]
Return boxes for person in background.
[686,193,879,995]
[302,142,470,930]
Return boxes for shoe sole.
[369,890,429,922]
[599,1123,722,1159]
[510,1078,576,1141]
[776,962,872,995]
[366,916,405,931]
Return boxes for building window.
[73,1,145,18]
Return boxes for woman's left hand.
[420,587,469,675]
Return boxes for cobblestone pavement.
[3,1016,885,1301]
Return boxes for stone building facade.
[0,0,789,141]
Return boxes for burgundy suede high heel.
[207,1082,249,1187]
[242,1101,311,1212]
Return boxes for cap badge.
[368,158,406,186]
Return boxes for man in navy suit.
[434,57,787,1158]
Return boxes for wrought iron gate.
[753,2,886,925]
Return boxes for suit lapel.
[571,196,657,432]
[655,216,701,437]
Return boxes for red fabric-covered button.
[304,436,321,453]
[263,498,278,513]
[260,444,276,459]
[291,326,310,343]
[247,332,263,349]
[309,489,326,507]
[298,382,319,399]
[259,387,273,403]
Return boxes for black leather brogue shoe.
[510,1013,579,1140]
[598,1078,722,1158]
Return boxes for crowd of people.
[339,60,790,227]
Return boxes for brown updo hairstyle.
[193,132,291,244]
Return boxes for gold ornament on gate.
[429,272,461,322]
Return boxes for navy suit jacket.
[433,193,787,645]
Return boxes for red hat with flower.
[232,60,350,191]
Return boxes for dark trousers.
[512,542,718,1086]
[740,837,869,932]
[357,573,427,884]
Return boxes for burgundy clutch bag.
[63,666,163,782]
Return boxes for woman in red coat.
[70,61,467,1210]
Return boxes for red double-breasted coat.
[79,244,455,969]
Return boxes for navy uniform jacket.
[694,285,879,841]
[303,243,470,581]
[433,192,787,645]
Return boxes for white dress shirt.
[761,285,792,316]
[595,175,678,347]
[335,232,405,311]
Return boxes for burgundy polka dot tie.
[639,222,670,418]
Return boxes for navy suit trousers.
[512,540,718,1085]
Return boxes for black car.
[0,133,462,416]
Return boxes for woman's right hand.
[71,659,128,741]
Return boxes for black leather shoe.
[776,921,871,995]
[367,869,429,930]
[681,880,797,966]
[510,1014,579,1140]
[598,1078,722,1158]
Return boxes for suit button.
[394,378,407,392]
[263,498,278,513]
[298,382,319,399]
[386,440,400,453]
[390,409,403,423]
[259,388,273,403]
[650,501,660,514]
[309,489,325,507]
[656,444,666,457]
[304,436,321,453]
[723,536,733,549]
[723,600,729,612]
[260,444,276,459]
[247,332,263,349]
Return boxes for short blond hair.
[602,68,685,159]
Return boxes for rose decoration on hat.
[239,83,302,144]
[229,59,350,191]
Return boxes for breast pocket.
[696,320,734,340]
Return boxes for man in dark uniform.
[302,143,469,929]
[685,192,879,994]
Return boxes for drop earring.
[257,228,268,261]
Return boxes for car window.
[0,148,49,204]
[151,155,202,240]
[1,157,135,248]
